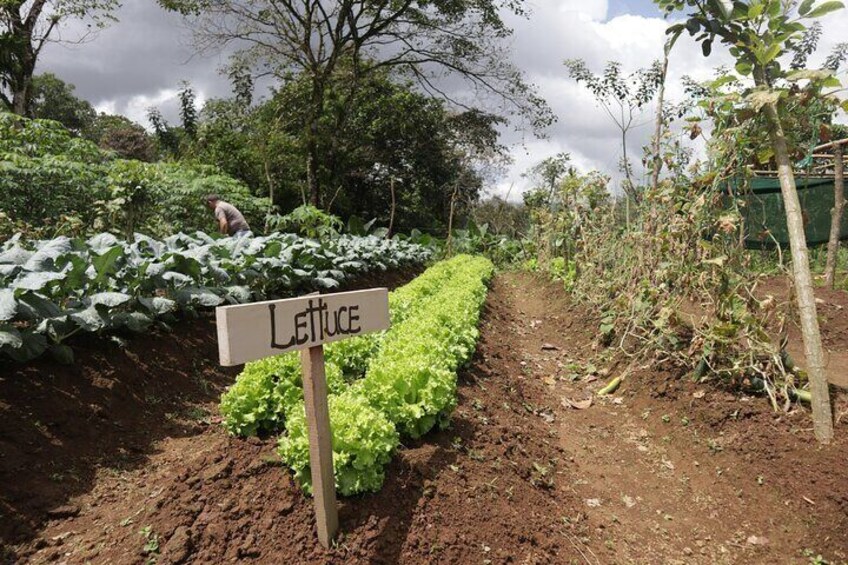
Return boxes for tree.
[0,0,119,116]
[159,0,551,208]
[656,0,844,444]
[565,59,665,201]
[100,124,156,162]
[523,153,574,206]
[29,73,96,131]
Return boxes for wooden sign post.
[216,288,390,548]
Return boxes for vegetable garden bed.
[222,254,495,495]
[0,232,431,362]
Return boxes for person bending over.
[204,194,251,237]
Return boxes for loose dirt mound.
[3,271,847,564]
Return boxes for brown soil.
[758,276,848,389]
[2,272,847,564]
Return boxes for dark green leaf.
[0,326,23,348]
[49,344,75,364]
[0,289,16,321]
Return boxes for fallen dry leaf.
[562,397,593,410]
[746,535,769,546]
[693,390,706,399]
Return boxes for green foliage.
[278,390,399,496]
[0,112,269,239]
[266,205,343,240]
[1,0,119,115]
[223,255,492,496]
[360,255,494,438]
[0,231,432,362]
[220,354,345,437]
[30,74,97,133]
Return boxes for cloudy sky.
[39,0,848,199]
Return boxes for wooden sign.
[215,288,390,548]
[216,288,390,366]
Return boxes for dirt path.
[5,272,847,564]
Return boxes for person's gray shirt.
[214,201,250,235]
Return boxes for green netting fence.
[725,176,847,249]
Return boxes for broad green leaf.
[747,89,782,111]
[18,293,62,319]
[0,246,33,265]
[735,61,753,75]
[126,312,153,333]
[786,69,834,81]
[70,306,108,331]
[757,43,781,64]
[49,344,75,365]
[807,1,845,18]
[87,233,119,252]
[710,0,732,19]
[175,287,223,307]
[5,332,48,362]
[315,277,340,289]
[0,289,16,321]
[23,237,72,271]
[92,246,124,283]
[14,271,66,291]
[139,296,177,314]
[0,327,23,348]
[225,286,252,303]
[90,292,132,307]
[799,0,816,15]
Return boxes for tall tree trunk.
[825,142,845,289]
[305,81,323,207]
[621,128,634,200]
[387,176,396,239]
[305,131,320,207]
[755,69,833,443]
[650,52,669,192]
[445,184,459,256]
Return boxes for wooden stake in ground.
[300,344,338,547]
[825,141,846,289]
[216,289,391,547]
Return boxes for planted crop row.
[0,231,431,362]
[219,255,493,496]
[219,255,477,437]
[280,255,493,494]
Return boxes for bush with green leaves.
[0,112,270,239]
[0,231,432,362]
[265,205,343,240]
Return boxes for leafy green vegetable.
[267,255,493,496]
[278,390,399,497]
[0,231,432,361]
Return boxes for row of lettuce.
[0,231,431,362]
[220,255,494,495]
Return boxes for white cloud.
[493,2,848,201]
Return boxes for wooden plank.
[300,345,339,548]
[814,137,848,152]
[216,288,390,366]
